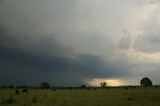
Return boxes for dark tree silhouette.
[2,85,6,88]
[41,82,50,89]
[140,77,153,87]
[80,84,86,88]
[100,82,107,88]
[9,85,14,88]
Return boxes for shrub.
[81,84,86,88]
[100,82,107,88]
[140,77,152,87]
[41,82,50,89]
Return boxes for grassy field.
[0,87,160,106]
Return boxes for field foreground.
[0,87,160,106]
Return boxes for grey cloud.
[0,60,48,87]
[0,0,3,3]
[0,24,135,86]
[134,6,160,53]
[0,44,132,86]
[0,24,71,57]
[134,33,160,53]
[118,31,131,49]
[149,0,160,4]
[1,0,160,86]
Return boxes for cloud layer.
[1,0,160,86]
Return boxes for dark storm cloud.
[0,0,132,86]
[0,24,69,57]
[0,26,20,48]
[0,0,3,4]
[0,43,130,86]
[1,0,160,86]
[0,24,131,86]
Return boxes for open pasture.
[0,87,160,106]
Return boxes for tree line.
[41,77,153,89]
[0,77,153,89]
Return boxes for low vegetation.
[0,87,160,106]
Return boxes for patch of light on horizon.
[88,77,140,87]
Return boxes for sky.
[0,0,160,87]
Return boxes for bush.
[81,84,86,88]
[41,82,50,89]
[100,82,107,88]
[140,77,153,87]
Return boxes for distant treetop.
[41,82,50,89]
[100,82,107,88]
[140,77,152,87]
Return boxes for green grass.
[0,87,160,106]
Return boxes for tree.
[9,85,14,88]
[140,77,153,87]
[80,84,86,88]
[41,82,50,89]
[100,82,107,88]
[2,85,6,88]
